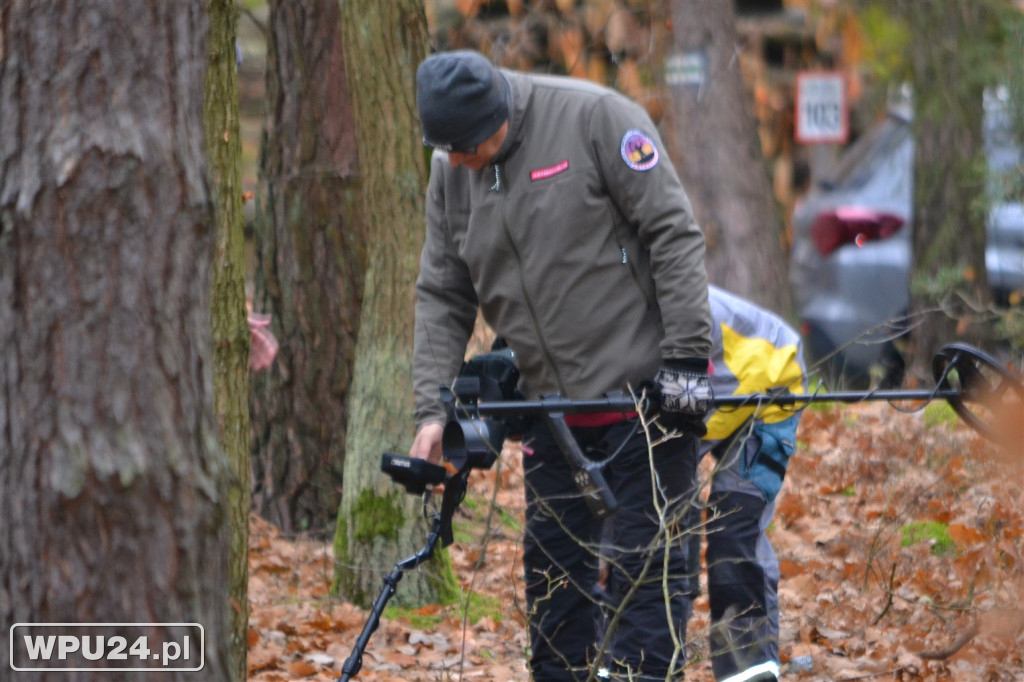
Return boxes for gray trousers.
[690,415,799,680]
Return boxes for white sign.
[795,71,848,144]
[665,51,706,89]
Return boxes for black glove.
[654,359,713,436]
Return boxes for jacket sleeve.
[589,95,712,362]
[413,153,479,428]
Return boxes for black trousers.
[522,419,699,681]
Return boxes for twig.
[918,620,980,660]
[870,561,897,625]
[834,666,917,680]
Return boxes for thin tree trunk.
[0,2,230,680]
[901,0,991,379]
[660,0,792,316]
[204,1,249,678]
[251,0,364,535]
[333,0,458,608]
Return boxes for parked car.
[789,91,1024,386]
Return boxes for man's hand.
[410,422,445,463]
[654,360,712,436]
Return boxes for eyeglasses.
[423,138,477,155]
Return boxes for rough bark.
[204,0,250,678]
[0,2,229,680]
[660,0,793,316]
[333,0,458,608]
[251,0,364,535]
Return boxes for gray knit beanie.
[416,51,509,152]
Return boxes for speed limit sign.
[795,71,848,144]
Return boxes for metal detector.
[452,342,1022,444]
[441,342,1021,520]
[337,342,1020,680]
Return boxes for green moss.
[352,488,404,543]
[453,495,521,543]
[384,605,444,630]
[923,401,959,430]
[331,520,348,595]
[460,496,482,514]
[496,505,522,532]
[433,551,460,605]
[805,379,835,413]
[451,521,477,546]
[384,588,503,629]
[457,590,503,624]
[901,520,957,557]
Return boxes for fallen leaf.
[286,660,317,677]
[304,652,335,668]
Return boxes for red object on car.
[810,206,905,256]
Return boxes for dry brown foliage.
[247,403,1023,681]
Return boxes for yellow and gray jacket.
[703,285,806,445]
[414,70,711,428]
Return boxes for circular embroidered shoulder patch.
[620,129,659,171]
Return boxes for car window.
[819,115,912,192]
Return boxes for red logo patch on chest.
[530,159,569,181]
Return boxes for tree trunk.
[0,2,230,680]
[251,0,365,535]
[204,1,249,679]
[901,0,991,380]
[659,0,793,316]
[333,0,457,608]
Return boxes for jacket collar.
[489,70,530,165]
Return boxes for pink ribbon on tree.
[248,313,279,372]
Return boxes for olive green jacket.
[414,70,711,428]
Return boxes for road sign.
[795,71,848,144]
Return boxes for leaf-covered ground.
[246,403,1024,682]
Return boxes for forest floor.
[245,402,1024,682]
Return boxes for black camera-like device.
[380,452,448,494]
[380,347,522,496]
[439,347,523,471]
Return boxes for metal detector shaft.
[339,465,471,681]
[463,343,1024,445]
[468,387,963,419]
[715,388,962,407]
[339,517,442,682]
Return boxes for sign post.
[795,71,848,145]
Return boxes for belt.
[563,411,638,428]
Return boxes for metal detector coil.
[931,343,1024,444]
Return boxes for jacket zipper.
[494,163,568,395]
[618,245,655,310]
